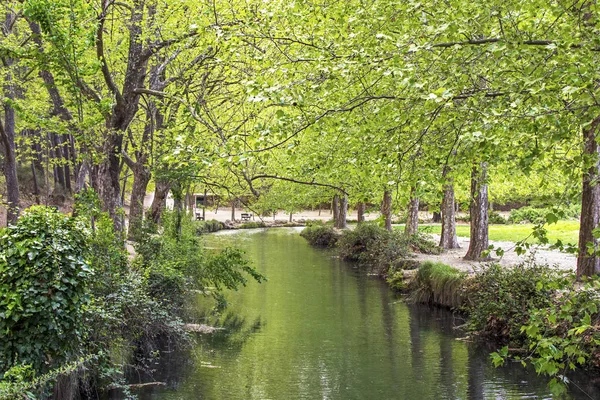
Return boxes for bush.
[195,219,223,234]
[0,207,92,375]
[407,232,442,254]
[489,274,600,395]
[489,211,506,224]
[337,223,412,273]
[412,262,466,309]
[239,221,266,229]
[464,261,560,344]
[508,205,580,224]
[300,224,339,247]
[338,223,389,262]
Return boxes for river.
[136,228,598,400]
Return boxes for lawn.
[401,220,580,244]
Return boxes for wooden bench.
[195,210,204,221]
[241,213,252,221]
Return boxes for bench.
[241,213,252,221]
[195,210,204,221]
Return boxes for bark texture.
[357,202,365,223]
[439,181,460,249]
[464,162,490,261]
[1,13,19,224]
[381,190,392,231]
[577,117,600,278]
[149,180,171,224]
[405,189,420,236]
[335,194,348,229]
[332,194,340,224]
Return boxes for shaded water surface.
[138,228,598,399]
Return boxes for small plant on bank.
[412,261,466,309]
[300,223,340,247]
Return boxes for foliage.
[239,221,267,229]
[300,224,340,248]
[337,223,413,274]
[412,262,466,309]
[465,261,562,344]
[195,219,224,235]
[508,205,580,224]
[407,232,443,254]
[338,223,389,262]
[489,211,507,225]
[490,275,600,396]
[0,355,97,400]
[0,206,92,375]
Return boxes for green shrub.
[489,211,506,224]
[490,274,600,396]
[195,219,223,234]
[464,261,560,344]
[300,224,340,247]
[386,270,408,291]
[412,262,466,309]
[239,221,266,229]
[338,223,388,262]
[407,232,442,254]
[508,205,580,224]
[337,223,412,273]
[0,206,92,375]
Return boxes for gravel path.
[414,234,577,273]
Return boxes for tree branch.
[251,174,348,195]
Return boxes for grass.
[404,220,580,245]
[413,261,466,308]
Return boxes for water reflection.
[132,229,597,400]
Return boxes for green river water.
[135,228,599,400]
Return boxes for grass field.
[399,220,580,244]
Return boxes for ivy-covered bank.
[301,222,600,396]
[0,192,264,399]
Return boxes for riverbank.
[299,223,600,396]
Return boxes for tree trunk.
[149,179,171,225]
[464,162,490,261]
[357,202,365,223]
[171,182,184,239]
[75,159,89,193]
[31,161,40,204]
[577,117,600,278]
[231,199,236,221]
[289,212,293,222]
[405,188,419,236]
[381,189,392,231]
[127,163,151,240]
[335,194,348,229]
[432,211,441,223]
[61,134,72,193]
[202,189,207,220]
[49,132,66,192]
[0,105,19,225]
[332,194,340,224]
[439,182,460,249]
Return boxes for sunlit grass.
[397,220,580,245]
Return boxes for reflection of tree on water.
[128,312,262,400]
[406,304,557,399]
[205,312,263,352]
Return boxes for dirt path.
[413,234,577,273]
